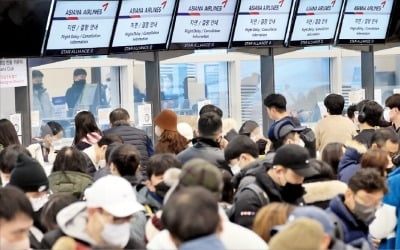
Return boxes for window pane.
[275,58,330,123]
[30,65,121,140]
[375,53,400,105]
[342,55,362,106]
[159,62,229,116]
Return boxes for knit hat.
[289,206,335,237]
[268,119,306,141]
[9,153,49,192]
[269,217,324,250]
[154,109,177,132]
[179,159,223,195]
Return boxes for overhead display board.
[289,0,343,46]
[44,0,119,56]
[111,0,177,52]
[231,0,294,47]
[170,0,238,49]
[337,0,394,44]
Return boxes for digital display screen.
[231,0,293,47]
[170,0,238,50]
[289,0,343,46]
[0,0,52,57]
[44,0,119,56]
[338,0,394,44]
[111,0,177,53]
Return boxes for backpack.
[226,183,269,221]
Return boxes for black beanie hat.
[9,153,49,192]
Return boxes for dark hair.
[348,168,388,194]
[155,130,188,154]
[198,112,222,137]
[347,105,357,119]
[0,119,20,147]
[162,187,219,243]
[0,186,34,221]
[40,193,78,231]
[324,94,345,115]
[263,94,287,112]
[224,135,259,161]
[0,145,31,174]
[105,142,123,166]
[360,150,389,177]
[40,121,63,138]
[239,120,259,135]
[109,108,130,125]
[371,128,399,148]
[97,135,123,147]
[304,159,336,183]
[146,153,182,178]
[321,143,344,176]
[385,94,400,109]
[73,68,87,77]
[357,101,383,127]
[199,104,223,118]
[73,111,102,145]
[110,144,141,176]
[271,132,297,151]
[221,170,234,204]
[52,147,88,173]
[32,70,43,78]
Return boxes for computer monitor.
[169,0,238,50]
[289,0,344,46]
[44,0,120,56]
[111,0,177,53]
[336,0,394,45]
[231,0,294,47]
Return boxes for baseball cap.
[269,217,324,250]
[85,176,144,217]
[289,206,335,237]
[273,144,317,178]
[268,119,306,141]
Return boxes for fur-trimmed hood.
[303,180,348,204]
[338,140,367,183]
[344,140,367,154]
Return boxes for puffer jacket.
[338,141,367,183]
[48,171,93,198]
[103,122,153,166]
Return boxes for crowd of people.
[1,92,400,250]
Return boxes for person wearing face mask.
[65,68,88,112]
[327,168,387,249]
[384,94,400,136]
[231,144,318,228]
[177,112,227,171]
[0,186,35,250]
[31,70,53,119]
[154,109,189,154]
[136,154,182,216]
[224,135,259,176]
[48,147,93,199]
[82,135,122,176]
[27,121,64,175]
[353,100,383,148]
[41,175,145,249]
[8,153,50,237]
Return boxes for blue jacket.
[326,195,372,248]
[179,235,226,250]
[378,167,400,249]
[338,147,362,183]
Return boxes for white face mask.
[297,139,305,148]
[1,174,9,187]
[155,126,163,137]
[30,195,48,212]
[98,159,107,169]
[230,163,241,175]
[383,108,391,123]
[0,236,30,250]
[101,222,130,248]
